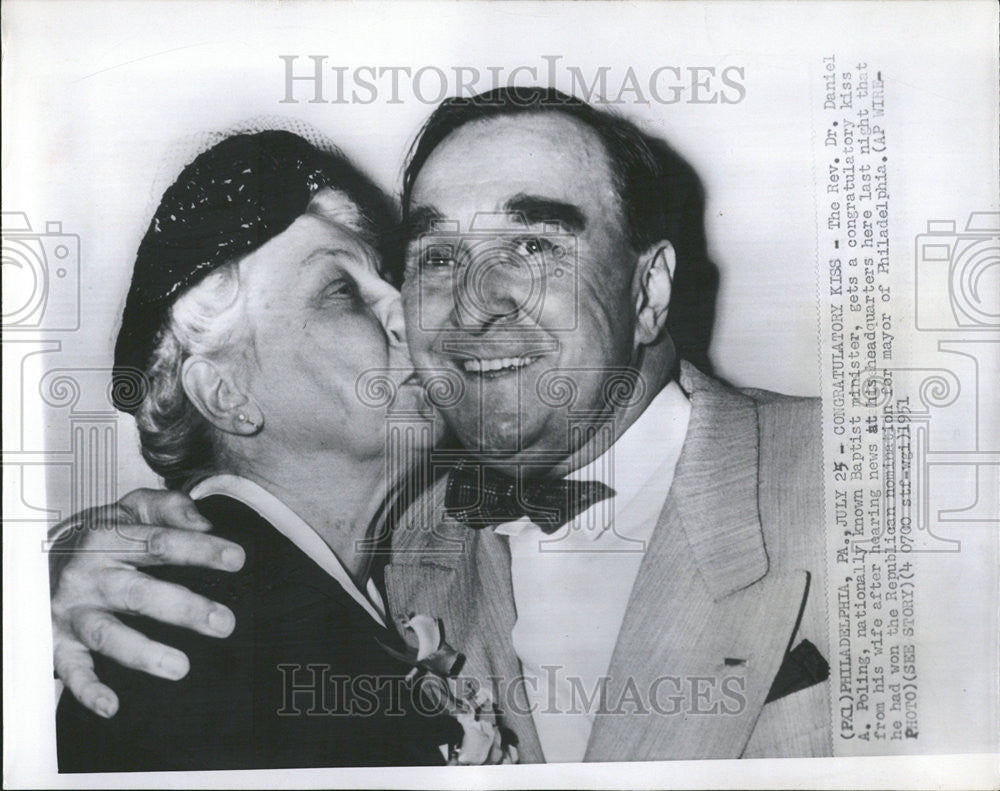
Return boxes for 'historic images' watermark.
[279,56,747,106]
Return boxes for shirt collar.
[189,474,386,626]
[498,380,691,543]
[567,380,691,495]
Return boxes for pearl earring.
[237,412,259,430]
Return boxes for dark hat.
[112,130,352,414]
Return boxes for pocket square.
[765,639,830,704]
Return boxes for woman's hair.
[135,263,247,490]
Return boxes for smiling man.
[49,88,832,763]
[380,88,832,762]
[400,108,673,469]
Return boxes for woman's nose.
[370,285,406,346]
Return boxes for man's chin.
[447,414,562,467]
[450,419,521,454]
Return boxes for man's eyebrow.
[504,194,586,232]
[402,204,444,240]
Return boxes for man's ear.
[633,241,676,347]
[181,357,262,436]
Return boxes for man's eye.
[514,237,556,257]
[421,245,456,269]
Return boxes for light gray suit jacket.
[384,363,832,762]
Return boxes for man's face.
[402,113,641,466]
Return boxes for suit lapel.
[586,365,810,761]
[383,476,464,638]
[384,475,546,762]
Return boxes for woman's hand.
[50,488,245,717]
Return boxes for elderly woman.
[55,130,500,771]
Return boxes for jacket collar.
[673,361,769,599]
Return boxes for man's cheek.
[581,285,634,349]
[400,287,423,326]
[537,283,581,332]
[410,294,453,335]
[403,323,428,358]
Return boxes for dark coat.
[57,494,459,772]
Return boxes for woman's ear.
[181,357,263,436]
[633,241,677,347]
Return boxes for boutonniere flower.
[401,613,465,679]
[383,613,518,765]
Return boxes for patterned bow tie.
[444,460,616,534]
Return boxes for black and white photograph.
[3,1,998,788]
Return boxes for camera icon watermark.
[1,212,81,332]
[914,212,999,331]
[415,211,579,333]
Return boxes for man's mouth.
[460,354,543,376]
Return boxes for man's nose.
[453,254,537,330]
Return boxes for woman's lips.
[398,370,422,387]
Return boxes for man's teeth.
[462,356,535,373]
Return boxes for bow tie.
[444,460,616,534]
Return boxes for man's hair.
[403,87,669,251]
[399,86,717,370]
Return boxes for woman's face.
[234,189,439,461]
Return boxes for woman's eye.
[321,279,355,300]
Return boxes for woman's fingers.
[70,608,191,680]
[96,568,236,637]
[53,630,120,718]
[120,488,212,532]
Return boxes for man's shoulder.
[681,365,824,558]
[738,383,820,409]
[735,381,825,583]
[681,363,821,462]
[737,385,822,478]
[739,384,820,422]
[740,385,821,465]
[682,362,818,416]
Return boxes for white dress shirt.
[189,474,387,627]
[494,381,691,763]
